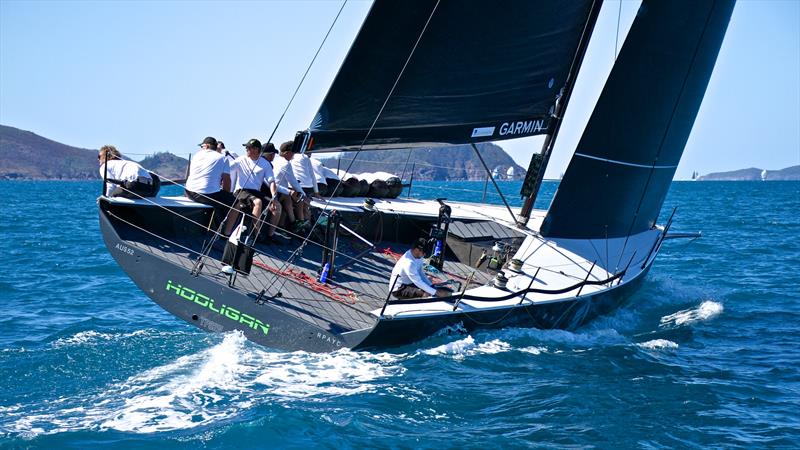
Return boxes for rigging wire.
[266,0,443,297]
[614,0,623,59]
[192,0,349,267]
[101,175,382,268]
[470,142,520,226]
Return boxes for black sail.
[307,0,598,151]
[540,0,736,239]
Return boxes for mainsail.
[541,0,736,239]
[304,0,601,152]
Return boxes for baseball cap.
[262,142,278,154]
[199,136,217,147]
[243,138,262,149]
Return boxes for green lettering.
[225,307,240,321]
[207,298,219,313]
[239,313,255,328]
[164,283,271,336]
[255,320,270,336]
[193,293,209,307]
[179,287,196,301]
[166,280,181,294]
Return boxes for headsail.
[305,0,600,152]
[541,0,736,239]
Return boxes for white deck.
[311,196,547,232]
[353,197,662,319]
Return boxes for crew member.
[389,238,450,299]
[218,141,238,192]
[273,141,309,232]
[185,136,241,236]
[308,149,339,196]
[261,142,293,230]
[230,138,282,241]
[98,145,160,198]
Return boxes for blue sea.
[1,180,798,449]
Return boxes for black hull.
[353,267,648,349]
[100,201,651,352]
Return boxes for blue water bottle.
[433,240,442,257]
[319,263,330,283]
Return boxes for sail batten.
[306,0,598,152]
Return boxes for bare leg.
[280,195,294,224]
[267,200,282,236]
[251,198,263,235]
[303,197,311,223]
[223,209,241,236]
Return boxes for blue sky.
[1,0,798,179]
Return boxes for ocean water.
[1,180,798,449]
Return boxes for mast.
[519,0,604,222]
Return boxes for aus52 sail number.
[115,243,134,255]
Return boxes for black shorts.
[186,189,239,221]
[110,174,161,199]
[302,187,315,197]
[392,284,430,299]
[235,189,265,209]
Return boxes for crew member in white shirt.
[230,138,282,240]
[218,141,238,192]
[98,145,159,198]
[291,152,318,197]
[389,238,449,299]
[307,149,339,197]
[184,136,240,236]
[273,141,309,232]
[262,143,295,230]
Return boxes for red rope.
[252,260,358,304]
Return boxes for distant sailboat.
[761,169,767,181]
[506,166,515,180]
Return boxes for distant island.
[319,144,526,181]
[696,165,800,181]
[0,124,189,181]
[4,124,796,182]
[0,124,525,181]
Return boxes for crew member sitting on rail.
[184,136,241,236]
[389,238,450,299]
[261,143,292,230]
[230,138,282,241]
[273,141,309,233]
[98,145,160,199]
[307,148,339,196]
[218,141,238,192]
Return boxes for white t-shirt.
[310,157,339,184]
[389,250,436,296]
[222,150,239,192]
[99,159,151,196]
[185,149,230,194]
[272,155,304,195]
[291,154,318,192]
[231,155,274,191]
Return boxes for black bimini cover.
[307,0,599,151]
[541,0,735,239]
